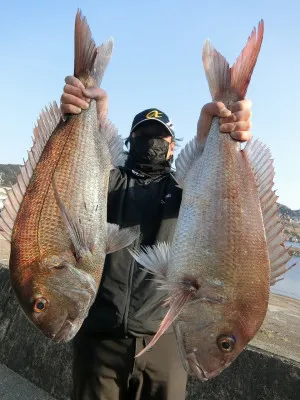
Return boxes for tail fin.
[74,9,113,87]
[202,20,264,105]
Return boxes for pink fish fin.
[243,139,294,285]
[74,10,113,87]
[202,20,264,103]
[0,102,61,243]
[52,179,94,259]
[128,242,171,283]
[230,20,264,99]
[106,223,140,254]
[175,137,204,188]
[136,287,194,358]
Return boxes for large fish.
[130,21,295,379]
[0,10,139,342]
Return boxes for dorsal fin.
[100,119,126,167]
[244,139,295,285]
[175,137,203,188]
[0,102,61,242]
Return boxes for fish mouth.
[186,352,231,381]
[46,317,82,343]
[45,275,97,343]
[186,355,209,382]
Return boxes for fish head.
[174,310,253,381]
[10,252,98,343]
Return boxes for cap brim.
[130,118,174,137]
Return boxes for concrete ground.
[251,293,300,363]
[0,363,56,400]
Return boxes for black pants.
[72,332,187,400]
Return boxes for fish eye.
[52,261,71,270]
[54,263,66,270]
[217,335,235,352]
[33,298,48,313]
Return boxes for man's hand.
[60,76,108,125]
[197,100,252,147]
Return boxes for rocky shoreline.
[289,246,300,257]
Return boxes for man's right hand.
[60,76,108,125]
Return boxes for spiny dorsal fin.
[244,139,294,285]
[175,137,203,188]
[202,20,264,104]
[100,119,126,166]
[0,102,61,242]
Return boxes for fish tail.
[202,20,264,103]
[74,10,113,87]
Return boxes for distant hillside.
[0,164,21,187]
[279,204,300,222]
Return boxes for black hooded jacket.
[80,165,182,337]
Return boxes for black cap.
[130,108,175,137]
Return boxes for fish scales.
[172,115,270,333]
[38,102,110,268]
[12,101,110,271]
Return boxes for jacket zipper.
[123,233,142,337]
[122,172,167,336]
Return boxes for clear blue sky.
[1,0,299,209]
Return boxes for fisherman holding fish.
[0,11,290,398]
[60,77,252,399]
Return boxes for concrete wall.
[0,266,299,400]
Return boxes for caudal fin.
[74,9,113,87]
[202,20,264,104]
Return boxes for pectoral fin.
[106,223,140,254]
[135,286,193,358]
[53,180,93,260]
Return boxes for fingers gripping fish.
[130,20,296,380]
[0,10,139,343]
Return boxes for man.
[61,77,252,400]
